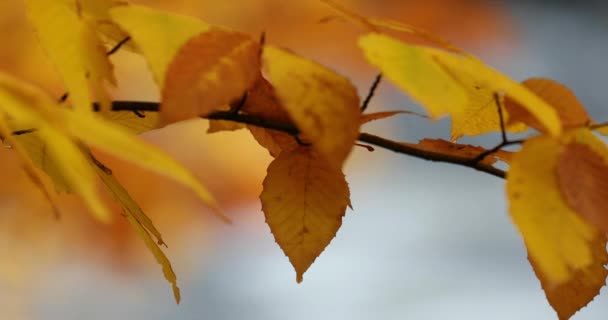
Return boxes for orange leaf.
[260,147,350,282]
[239,76,298,157]
[401,138,511,165]
[505,78,591,132]
[360,110,425,125]
[161,29,261,124]
[529,235,608,320]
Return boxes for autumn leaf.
[320,0,462,53]
[506,132,599,285]
[0,71,223,222]
[358,33,522,140]
[94,161,180,303]
[444,73,526,141]
[13,132,73,193]
[529,235,608,320]
[237,76,298,157]
[24,0,116,111]
[0,72,113,222]
[161,29,261,123]
[110,4,211,88]
[0,117,60,216]
[260,147,350,282]
[79,0,133,51]
[60,110,226,221]
[359,33,561,137]
[263,46,360,167]
[358,33,468,119]
[505,78,591,132]
[429,49,561,137]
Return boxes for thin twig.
[106,36,131,56]
[361,73,382,112]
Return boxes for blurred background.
[1,0,608,319]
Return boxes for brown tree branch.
[110,101,507,179]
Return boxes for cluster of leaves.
[2,0,608,318]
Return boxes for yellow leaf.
[429,49,562,136]
[110,4,211,88]
[24,0,115,111]
[39,126,113,222]
[79,0,133,51]
[507,133,597,284]
[13,131,72,193]
[92,156,165,245]
[93,161,180,303]
[260,147,350,282]
[0,117,60,216]
[60,110,227,222]
[0,72,111,222]
[358,33,469,119]
[530,235,608,320]
[359,33,561,137]
[444,72,526,141]
[161,29,261,123]
[505,78,591,132]
[263,46,360,167]
[0,71,222,223]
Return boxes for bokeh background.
[1,0,608,319]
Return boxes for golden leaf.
[110,4,211,88]
[358,33,468,119]
[263,46,360,167]
[24,0,116,111]
[94,161,180,303]
[506,133,597,284]
[260,147,350,282]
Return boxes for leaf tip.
[172,285,181,304]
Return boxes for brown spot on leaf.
[557,143,608,233]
